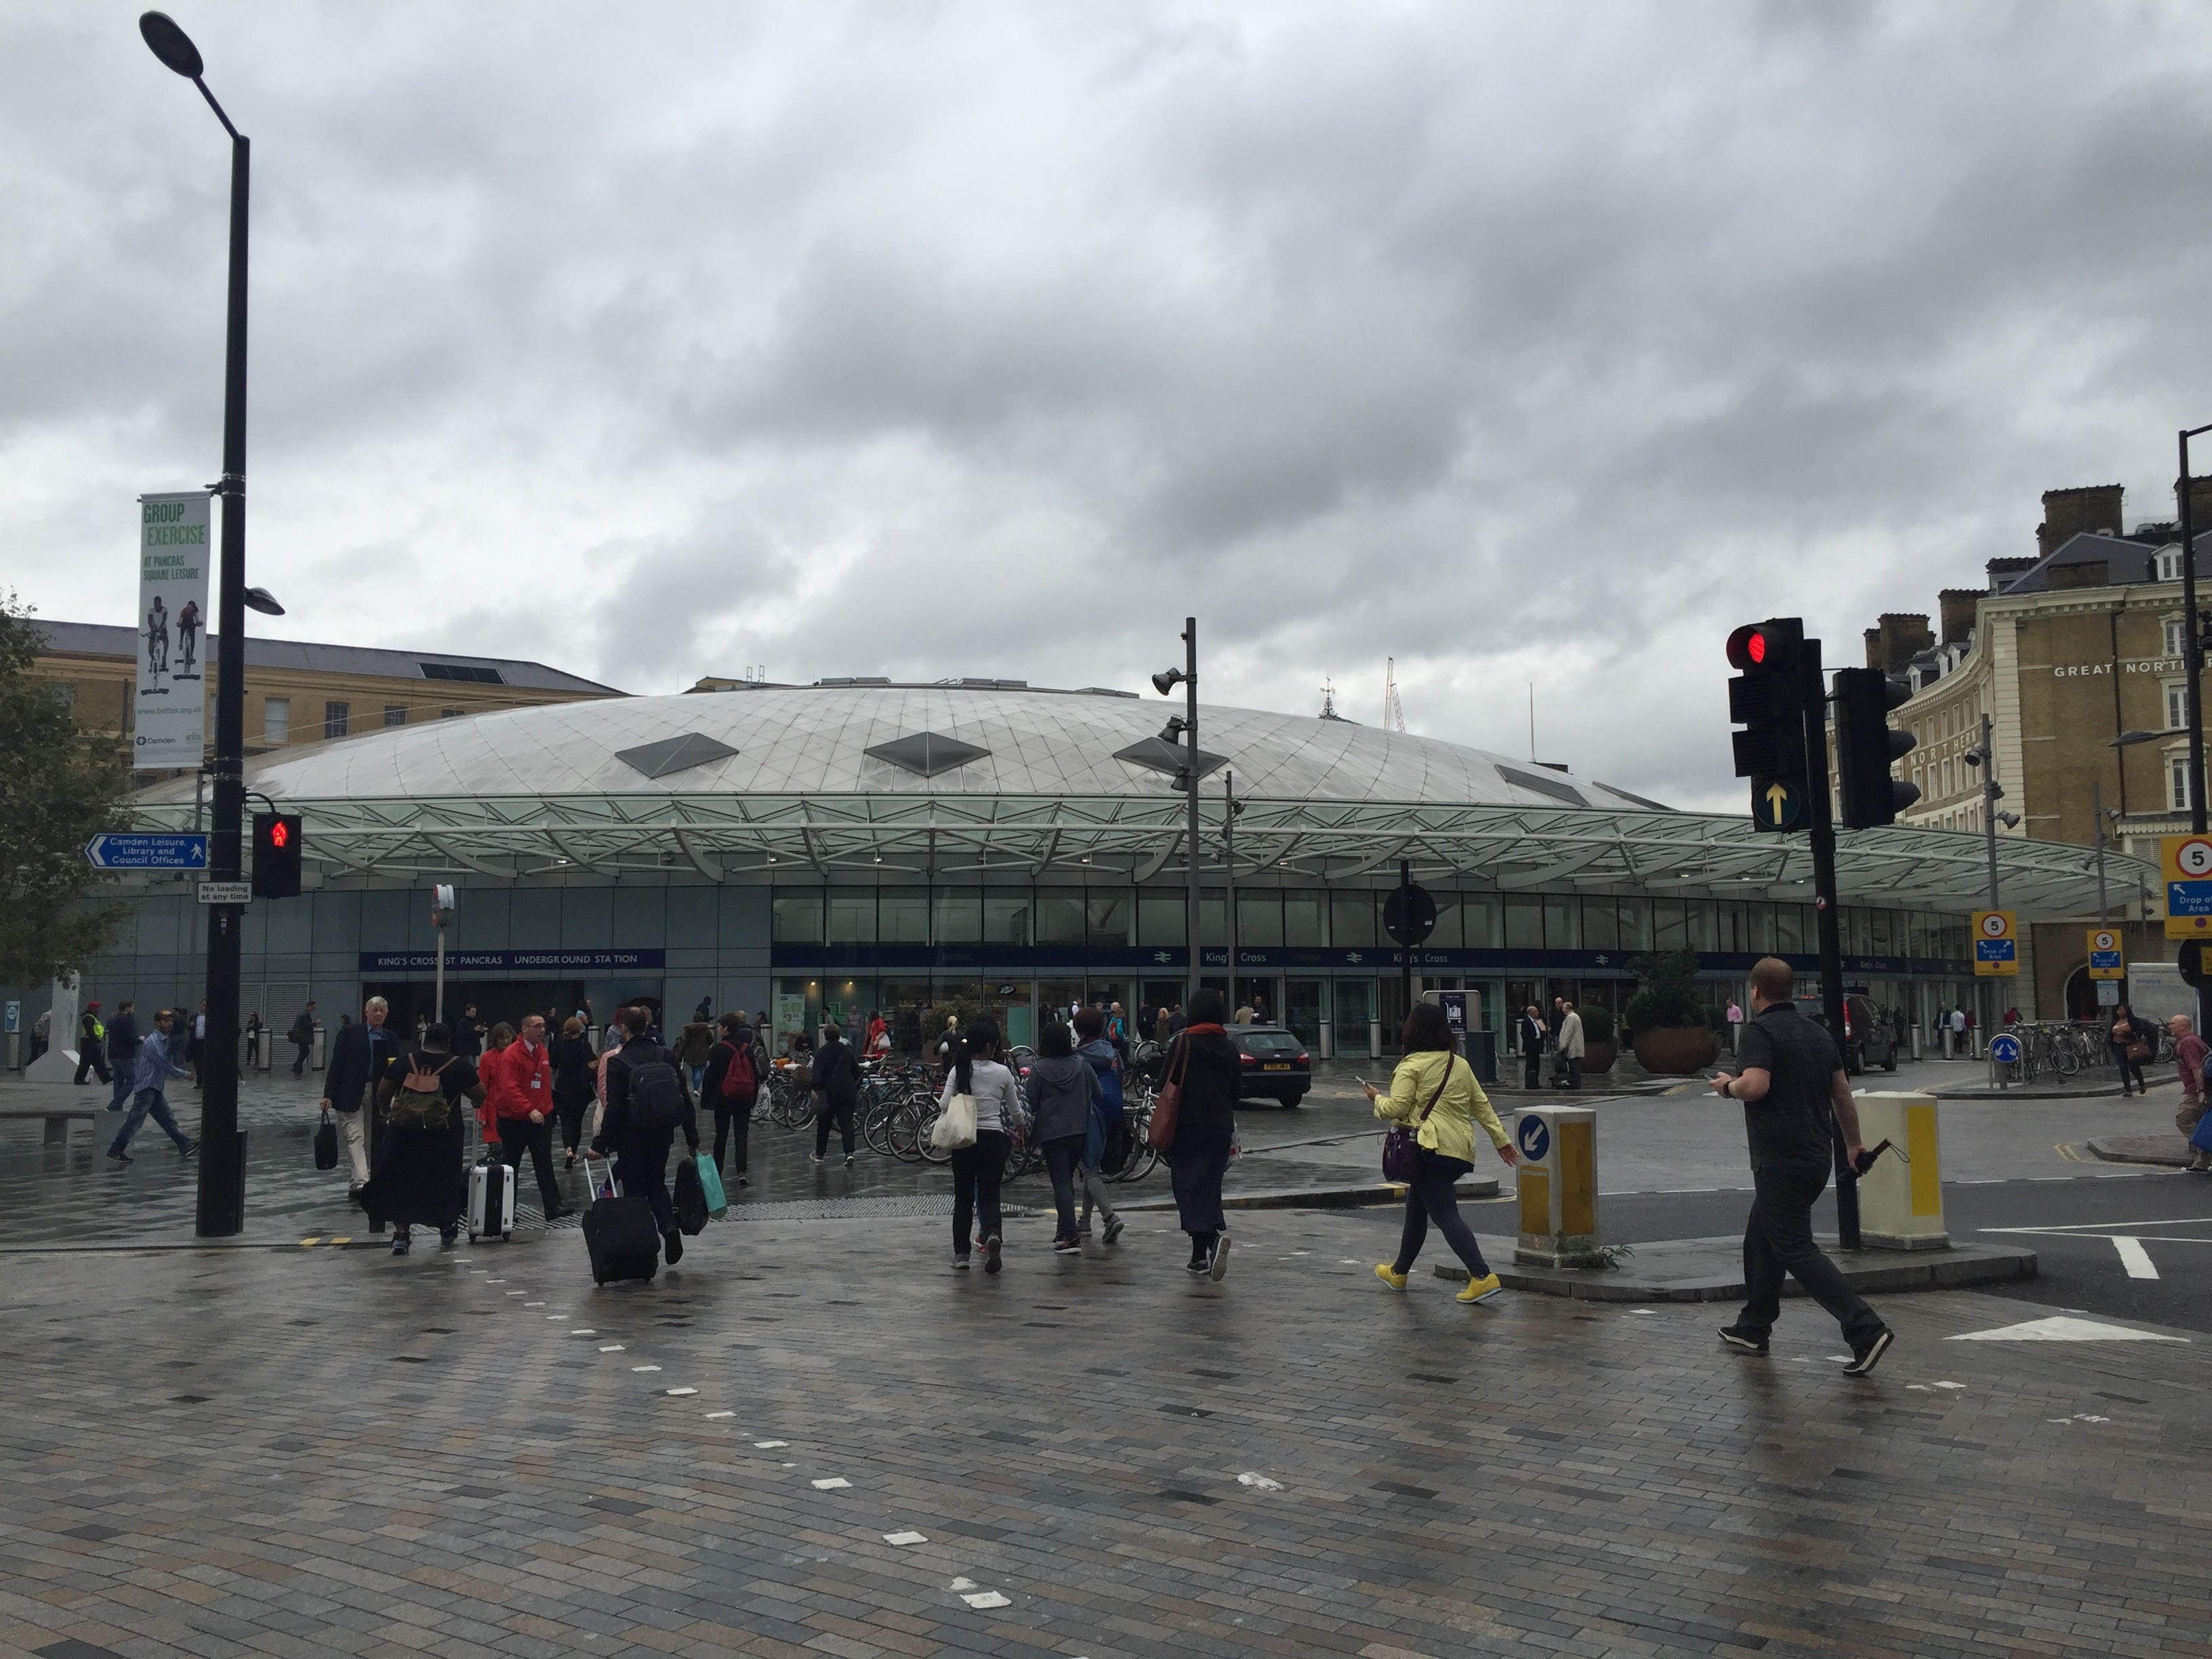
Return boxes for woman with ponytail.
[941,1017,1021,1273]
[1163,987,1242,1279]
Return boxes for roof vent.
[865,731,989,777]
[421,661,504,684]
[817,676,892,687]
[935,676,1029,690]
[615,732,739,780]
[1114,737,1227,781]
[1497,764,1584,806]
[1078,686,1140,699]
[1593,780,1668,811]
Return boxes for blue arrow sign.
[1989,1033,2022,1065]
[85,833,209,870]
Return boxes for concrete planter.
[1631,1027,1717,1075]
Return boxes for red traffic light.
[269,820,289,848]
[1727,617,1803,673]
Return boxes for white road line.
[2112,1235,2159,1279]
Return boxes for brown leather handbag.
[1146,1036,1192,1152]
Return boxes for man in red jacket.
[487,1014,569,1220]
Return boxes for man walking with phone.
[1708,957,1893,1376]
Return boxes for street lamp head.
[139,12,204,78]
[1151,668,1186,697]
[1962,746,1984,767]
[243,586,284,617]
[1158,714,1187,743]
[2110,729,2159,747]
[1996,811,2022,830]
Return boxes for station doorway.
[364,979,589,1041]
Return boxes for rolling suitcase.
[581,1155,659,1285]
[468,1149,516,1243]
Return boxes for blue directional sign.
[1989,1033,2022,1065]
[85,832,208,870]
[1517,1115,1551,1162]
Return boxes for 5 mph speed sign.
[2162,834,2212,939]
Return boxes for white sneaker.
[1209,1235,1232,1282]
[951,1255,970,1270]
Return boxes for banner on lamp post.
[133,491,211,771]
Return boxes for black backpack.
[624,1046,685,1132]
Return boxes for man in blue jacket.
[321,996,398,1200]
[108,1008,197,1164]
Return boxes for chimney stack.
[1986,556,2036,592]
[1866,613,1934,673]
[2036,484,2124,556]
[1938,588,1979,648]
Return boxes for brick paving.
[3,1204,2208,1658]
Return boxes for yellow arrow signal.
[1765,781,1790,818]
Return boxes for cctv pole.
[2093,779,2108,926]
[2181,427,2209,834]
[1800,638,1860,1249]
[1222,769,1237,1006]
[1183,619,1202,1009]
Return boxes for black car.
[1227,1023,1311,1107]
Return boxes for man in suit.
[104,1002,141,1111]
[321,996,398,1200]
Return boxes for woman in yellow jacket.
[1363,1002,1519,1302]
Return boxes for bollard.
[1851,1091,1946,1248]
[1512,1105,1602,1267]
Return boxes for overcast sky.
[5,1,2211,811]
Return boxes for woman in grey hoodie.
[1023,1019,1102,1252]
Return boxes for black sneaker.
[844,1154,855,1168]
[1208,1235,1232,1281]
[1842,1327,1894,1376]
[1103,1216,1125,1245]
[1186,1252,1210,1275]
[1719,1327,1769,1355]
[439,1225,459,1248]
[1053,1237,1081,1254]
[983,1235,1002,1275]
[663,1229,684,1266]
[106,1147,131,1164]
[178,1139,199,1160]
[390,1233,411,1257]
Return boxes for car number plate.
[1262,1061,1292,1071]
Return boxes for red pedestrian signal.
[251,812,304,899]
[270,820,289,848]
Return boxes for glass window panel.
[1870,909,1895,954]
[1845,908,1873,956]
[1774,904,1808,953]
[878,888,928,943]
[1236,890,1283,947]
[1087,891,1131,945]
[1652,900,1688,951]
[1425,895,1462,950]
[826,893,876,943]
[771,891,822,944]
[1199,888,1227,946]
[1504,897,1543,951]
[932,889,981,943]
[1542,895,1579,951]
[983,892,1029,945]
[1036,888,1086,945]
[1748,903,1776,953]
[1137,892,1185,946]
[1582,896,1619,952]
[1283,890,1325,947]
[1617,897,1650,953]
[1331,891,1376,948]
[1461,893,1501,949]
[1687,901,1717,952]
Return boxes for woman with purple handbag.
[1364,1002,1519,1303]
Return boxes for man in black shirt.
[1709,957,1893,1374]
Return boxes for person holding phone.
[1365,1002,1517,1302]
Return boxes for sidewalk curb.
[1122,1177,1502,1213]
[1425,1233,2038,1302]
[2086,1133,2198,1168]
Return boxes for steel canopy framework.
[125,789,2136,915]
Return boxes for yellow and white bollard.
[1513,1105,1602,1267]
[1851,1090,1947,1250]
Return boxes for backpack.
[623,1046,686,1132]
[717,1039,759,1106]
[388,1056,456,1130]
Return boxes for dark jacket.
[596,1038,697,1151]
[811,1034,861,1106]
[1166,1028,1240,1146]
[1023,1052,1101,1143]
[325,1021,399,1114]
[451,1015,484,1059]
[106,1010,140,1068]
[548,1033,596,1108]
[701,1025,771,1111]
[288,1008,315,1046]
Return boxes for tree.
[0,594,129,985]
[1623,949,1710,1035]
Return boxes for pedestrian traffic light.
[2182,939,2207,989]
[1726,617,1808,831]
[1831,668,1921,829]
[251,812,303,898]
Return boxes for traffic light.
[1726,617,1808,831]
[1831,668,1921,829]
[2182,939,2207,989]
[251,811,303,898]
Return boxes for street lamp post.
[2178,424,2212,834]
[1153,621,1201,1008]
[141,11,253,1235]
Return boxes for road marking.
[1949,1315,2188,1343]
[631,1364,661,1372]
[811,1477,849,1490]
[754,1439,787,1448]
[2112,1236,2159,1279]
[884,1530,926,1545]
[665,1387,697,1397]
[598,1344,625,1351]
[705,1410,735,1420]
[2055,1143,2083,1163]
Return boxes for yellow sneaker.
[1458,1272,1504,1305]
[1374,1263,1408,1292]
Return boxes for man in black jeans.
[809,1022,861,1168]
[1711,957,1893,1375]
[592,1007,698,1264]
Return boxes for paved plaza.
[3,1197,2210,1659]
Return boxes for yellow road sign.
[2086,927,2125,981]
[1972,909,2018,977]
[2163,834,2212,938]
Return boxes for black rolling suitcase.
[580,1155,660,1285]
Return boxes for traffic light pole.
[1801,638,1861,1250]
[1182,618,1202,1010]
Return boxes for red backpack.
[717,1039,759,1106]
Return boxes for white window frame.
[2173,755,2196,813]
[2167,616,2187,659]
[2169,681,2190,731]
[262,696,290,744]
[2158,548,2184,582]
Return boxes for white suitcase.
[468,1152,516,1242]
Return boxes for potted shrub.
[1624,949,1717,1074]
[1579,1003,1617,1075]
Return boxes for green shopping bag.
[695,1153,729,1220]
